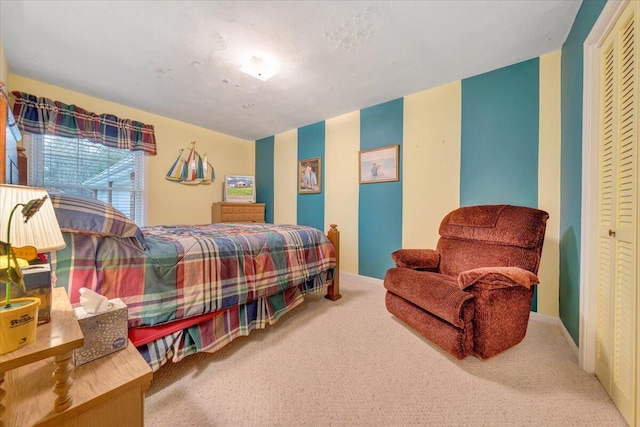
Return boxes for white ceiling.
[0,1,582,141]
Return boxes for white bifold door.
[595,1,639,426]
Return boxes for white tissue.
[79,287,113,314]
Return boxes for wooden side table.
[0,287,84,418]
[1,288,153,427]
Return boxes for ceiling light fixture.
[239,56,278,82]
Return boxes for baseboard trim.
[530,311,580,363]
[529,311,558,324]
[342,271,383,285]
[559,320,580,365]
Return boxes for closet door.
[595,2,638,425]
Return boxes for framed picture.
[359,144,399,184]
[298,157,322,194]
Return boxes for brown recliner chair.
[384,205,549,359]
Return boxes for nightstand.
[1,288,153,426]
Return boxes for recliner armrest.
[391,249,440,270]
[457,266,539,290]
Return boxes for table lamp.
[0,184,66,306]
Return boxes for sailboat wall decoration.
[166,141,215,185]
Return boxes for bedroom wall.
[6,74,255,227]
[461,59,539,207]
[256,52,562,317]
[462,58,542,309]
[256,136,275,224]
[297,122,326,232]
[559,0,607,345]
[359,100,403,280]
[260,0,597,343]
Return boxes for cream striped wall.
[403,81,462,250]
[538,51,561,317]
[325,111,360,275]
[273,129,298,225]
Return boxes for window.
[25,134,145,225]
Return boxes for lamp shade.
[0,185,66,253]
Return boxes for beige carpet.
[144,273,627,426]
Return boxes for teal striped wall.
[461,58,540,208]
[560,0,607,345]
[460,58,541,311]
[359,99,404,279]
[297,122,325,231]
[255,136,274,223]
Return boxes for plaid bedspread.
[139,284,307,371]
[51,223,336,329]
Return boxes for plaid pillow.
[50,193,146,249]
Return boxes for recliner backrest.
[436,205,549,277]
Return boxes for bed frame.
[325,224,341,300]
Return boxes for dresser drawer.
[212,202,265,223]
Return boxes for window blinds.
[26,134,145,224]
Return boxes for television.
[223,175,256,203]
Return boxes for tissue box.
[73,298,128,366]
[0,263,52,324]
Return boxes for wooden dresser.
[211,202,265,223]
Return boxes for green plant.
[1,195,48,308]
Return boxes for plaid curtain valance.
[11,91,157,155]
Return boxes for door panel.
[596,34,616,395]
[596,2,637,425]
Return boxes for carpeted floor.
[144,273,628,426]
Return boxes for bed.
[46,193,339,371]
[0,96,340,371]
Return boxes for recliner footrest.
[384,268,474,328]
[385,291,473,359]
